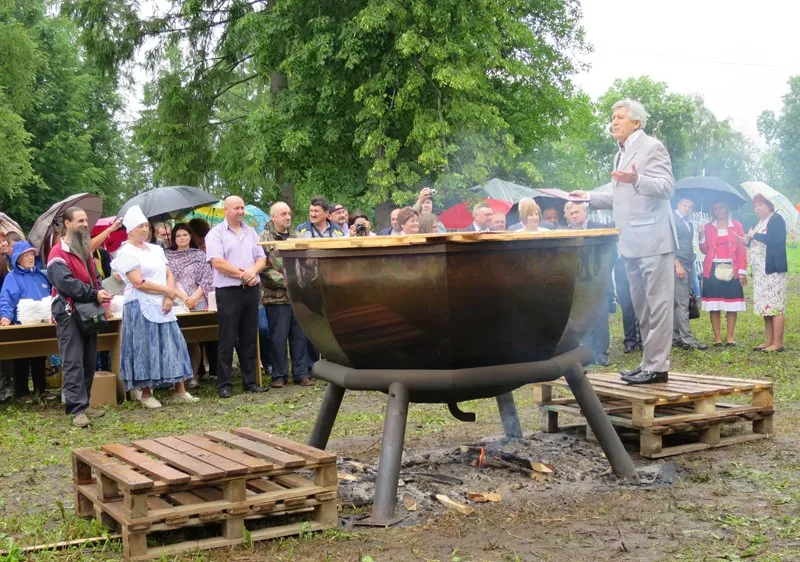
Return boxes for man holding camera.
[349,214,377,237]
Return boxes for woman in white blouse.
[112,206,199,409]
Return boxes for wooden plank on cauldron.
[102,444,193,485]
[175,434,273,472]
[266,228,621,251]
[230,428,336,464]
[204,431,305,468]
[131,440,225,480]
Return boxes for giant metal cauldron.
[270,230,637,524]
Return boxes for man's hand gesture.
[611,162,638,185]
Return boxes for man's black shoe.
[218,388,233,398]
[622,371,668,385]
[682,342,708,351]
[244,385,269,394]
[623,343,636,354]
[619,366,642,378]
[595,355,610,367]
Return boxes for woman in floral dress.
[165,223,214,387]
[746,194,788,353]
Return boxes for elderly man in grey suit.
[571,99,677,384]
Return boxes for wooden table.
[0,311,261,388]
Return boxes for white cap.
[122,205,148,232]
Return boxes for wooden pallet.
[72,428,338,561]
[532,372,774,458]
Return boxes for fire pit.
[269,230,637,524]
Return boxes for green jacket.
[259,223,293,305]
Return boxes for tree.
[0,0,127,227]
[758,76,800,199]
[65,0,589,213]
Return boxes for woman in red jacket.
[699,200,747,346]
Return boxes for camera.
[355,223,368,236]
[429,189,437,195]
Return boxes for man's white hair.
[564,201,588,212]
[612,99,649,129]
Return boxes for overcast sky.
[575,0,800,144]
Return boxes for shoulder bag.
[688,291,700,320]
[714,263,734,282]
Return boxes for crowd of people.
[0,100,790,424]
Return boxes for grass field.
[1,247,799,561]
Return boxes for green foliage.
[66,0,589,214]
[0,0,127,227]
[758,76,800,200]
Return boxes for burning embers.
[460,445,555,482]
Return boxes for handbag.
[714,263,734,282]
[73,300,109,335]
[688,291,700,320]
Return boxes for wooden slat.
[154,437,248,476]
[147,497,174,512]
[587,375,688,400]
[102,444,192,485]
[175,434,273,472]
[165,491,205,506]
[642,381,727,396]
[204,431,305,468]
[132,440,225,480]
[580,381,665,403]
[231,428,336,464]
[274,474,313,489]
[246,479,287,494]
[665,372,771,387]
[128,522,328,562]
[73,449,154,491]
[192,487,223,502]
[666,374,755,391]
[645,433,769,459]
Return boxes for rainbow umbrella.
[178,202,270,232]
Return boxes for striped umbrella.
[741,181,800,240]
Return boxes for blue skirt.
[120,300,193,391]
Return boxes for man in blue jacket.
[0,241,52,402]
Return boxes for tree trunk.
[270,71,295,210]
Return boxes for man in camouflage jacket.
[259,203,312,387]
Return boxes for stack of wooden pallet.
[533,372,774,458]
[72,428,338,561]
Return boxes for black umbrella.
[118,186,219,221]
[673,176,747,212]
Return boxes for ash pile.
[337,430,674,526]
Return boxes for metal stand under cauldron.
[308,346,637,526]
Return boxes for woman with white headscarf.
[111,206,198,409]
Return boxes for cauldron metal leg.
[371,381,410,524]
[495,392,523,439]
[564,364,638,480]
[308,383,346,450]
